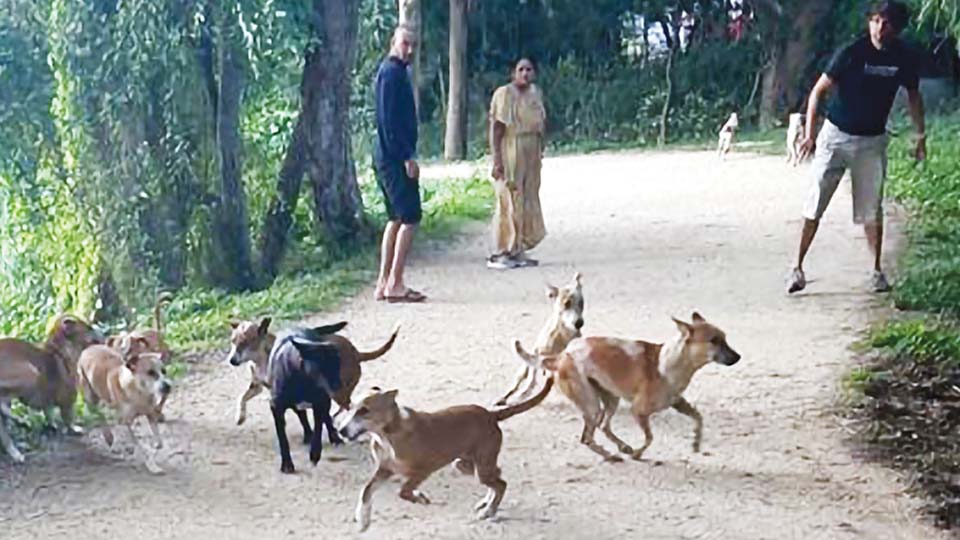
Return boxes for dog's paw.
[604,454,624,464]
[629,450,646,461]
[280,461,296,474]
[616,444,634,455]
[309,451,322,466]
[355,507,372,532]
[235,414,246,426]
[476,506,498,521]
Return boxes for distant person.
[788,1,926,294]
[487,58,547,270]
[373,26,426,303]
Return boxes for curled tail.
[513,340,561,371]
[494,376,553,422]
[357,324,400,363]
[154,292,174,333]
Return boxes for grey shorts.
[802,120,888,225]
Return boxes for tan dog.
[106,293,174,421]
[77,338,172,474]
[516,312,740,462]
[227,318,398,428]
[717,112,739,159]
[495,272,583,406]
[0,315,103,462]
[786,112,806,166]
[339,378,554,531]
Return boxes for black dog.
[269,324,344,474]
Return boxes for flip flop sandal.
[385,289,427,304]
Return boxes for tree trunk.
[303,0,367,250]
[757,0,830,128]
[444,0,468,160]
[212,8,255,291]
[659,46,675,147]
[398,0,422,110]
[257,115,307,282]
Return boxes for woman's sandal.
[385,289,427,304]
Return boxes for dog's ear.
[691,312,705,324]
[672,317,693,338]
[572,272,583,287]
[382,389,399,402]
[124,353,141,372]
[545,285,559,299]
[106,336,120,348]
[229,320,240,330]
[258,317,272,336]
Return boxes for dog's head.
[546,272,585,334]
[226,317,272,367]
[788,113,805,130]
[672,312,740,368]
[338,386,400,440]
[47,314,105,351]
[122,350,172,401]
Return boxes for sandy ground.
[0,149,948,540]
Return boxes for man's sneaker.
[512,254,539,268]
[786,267,806,294]
[871,270,892,293]
[486,254,518,270]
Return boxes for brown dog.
[77,339,173,474]
[339,378,553,531]
[106,293,174,420]
[227,318,399,434]
[0,315,103,462]
[495,272,584,406]
[516,312,740,462]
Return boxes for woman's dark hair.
[866,1,910,32]
[512,57,538,73]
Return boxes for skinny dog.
[340,378,553,531]
[516,312,739,462]
[495,272,583,406]
[0,315,103,462]
[717,112,739,159]
[786,112,806,166]
[106,293,174,420]
[227,318,398,445]
[77,337,173,474]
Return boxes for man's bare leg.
[864,221,891,291]
[788,218,820,293]
[375,220,400,300]
[384,223,417,297]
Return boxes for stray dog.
[77,338,173,474]
[340,378,554,531]
[106,293,174,420]
[226,318,398,452]
[0,315,103,462]
[516,312,739,462]
[494,272,583,406]
[267,329,343,473]
[717,112,739,159]
[786,112,806,166]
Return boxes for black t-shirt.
[824,36,920,136]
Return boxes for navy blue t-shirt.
[824,36,920,136]
[374,56,418,163]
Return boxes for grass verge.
[845,108,960,529]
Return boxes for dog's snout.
[725,348,742,366]
[574,319,584,330]
[159,381,173,395]
[228,355,240,366]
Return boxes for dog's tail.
[357,323,400,363]
[153,292,173,333]
[494,376,553,422]
[513,340,561,371]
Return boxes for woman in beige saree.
[487,58,547,270]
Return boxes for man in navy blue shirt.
[374,26,426,303]
[788,1,926,295]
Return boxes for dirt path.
[1,150,946,539]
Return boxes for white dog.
[786,113,806,166]
[717,112,738,159]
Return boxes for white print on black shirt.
[863,63,899,77]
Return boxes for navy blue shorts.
[375,159,422,225]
